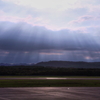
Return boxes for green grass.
[0,76,100,87]
[0,79,100,87]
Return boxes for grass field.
[0,76,100,87]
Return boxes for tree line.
[0,65,100,76]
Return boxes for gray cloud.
[0,21,100,63]
[0,21,100,52]
[81,16,94,20]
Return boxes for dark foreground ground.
[0,87,100,100]
[0,79,100,87]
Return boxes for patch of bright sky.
[2,0,81,10]
[1,0,100,31]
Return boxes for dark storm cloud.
[0,21,100,52]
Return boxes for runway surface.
[0,77,100,80]
[0,87,100,100]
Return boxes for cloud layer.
[0,21,100,63]
[0,21,100,52]
[0,0,100,63]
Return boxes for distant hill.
[0,61,100,76]
[0,63,12,66]
[0,63,34,66]
[35,61,100,68]
[0,61,100,68]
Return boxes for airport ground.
[0,76,100,87]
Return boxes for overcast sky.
[0,0,100,63]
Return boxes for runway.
[0,77,100,80]
[0,87,100,100]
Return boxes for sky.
[0,0,100,63]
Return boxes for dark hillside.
[35,61,100,68]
